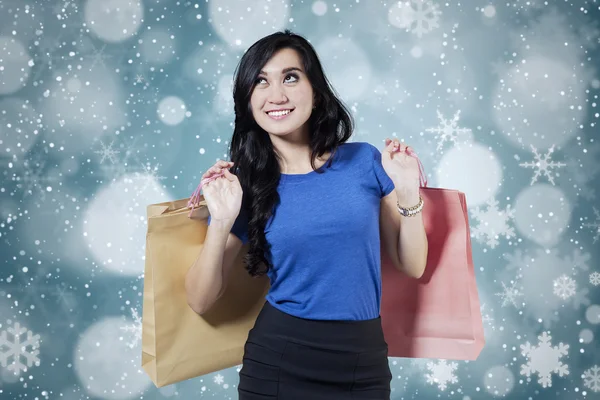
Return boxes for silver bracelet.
[396,195,424,217]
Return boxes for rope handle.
[403,147,428,188]
[187,170,227,217]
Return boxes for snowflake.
[0,323,41,375]
[583,365,600,392]
[502,247,591,328]
[552,275,576,300]
[590,272,600,286]
[94,139,120,164]
[425,360,458,391]
[97,136,143,181]
[213,373,225,385]
[583,207,600,244]
[132,162,167,195]
[520,331,569,388]
[405,0,442,38]
[425,110,472,151]
[518,145,566,186]
[470,198,516,249]
[564,248,591,274]
[495,280,523,308]
[120,308,142,349]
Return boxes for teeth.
[268,110,291,117]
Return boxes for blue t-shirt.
[207,141,395,320]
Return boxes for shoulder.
[338,141,375,158]
[330,142,379,170]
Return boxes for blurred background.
[1,0,599,399]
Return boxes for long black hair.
[228,29,354,277]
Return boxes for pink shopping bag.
[380,151,485,360]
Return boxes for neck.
[268,127,316,173]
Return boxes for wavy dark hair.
[228,29,354,278]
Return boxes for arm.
[380,188,428,279]
[396,188,428,279]
[396,189,428,278]
[185,218,234,315]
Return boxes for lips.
[265,108,294,113]
[266,108,294,120]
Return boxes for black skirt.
[238,300,392,400]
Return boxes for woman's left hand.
[382,138,421,202]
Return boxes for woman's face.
[250,47,315,137]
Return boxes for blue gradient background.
[1,0,599,399]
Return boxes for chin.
[260,114,310,133]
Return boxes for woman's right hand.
[201,160,243,222]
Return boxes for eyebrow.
[259,67,303,75]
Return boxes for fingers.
[385,138,411,154]
[222,168,236,182]
[203,160,234,179]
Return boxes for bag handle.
[403,148,428,188]
[187,171,227,218]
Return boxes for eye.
[254,73,299,86]
[284,73,299,83]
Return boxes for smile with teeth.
[267,109,294,119]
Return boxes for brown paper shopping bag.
[141,196,269,387]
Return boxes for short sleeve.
[367,143,395,198]
[207,207,249,245]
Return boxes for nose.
[267,83,288,104]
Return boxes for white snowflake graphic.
[133,162,167,194]
[213,373,225,385]
[583,207,600,244]
[425,360,458,391]
[97,136,143,181]
[590,271,600,286]
[552,275,576,300]
[405,0,442,38]
[470,198,516,249]
[94,139,121,164]
[0,323,41,375]
[502,247,591,328]
[120,308,142,349]
[495,280,523,308]
[583,365,600,392]
[425,110,472,151]
[518,144,566,186]
[520,331,569,388]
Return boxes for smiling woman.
[199,29,394,399]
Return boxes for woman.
[191,29,428,399]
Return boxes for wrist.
[396,194,424,217]
[395,187,420,207]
